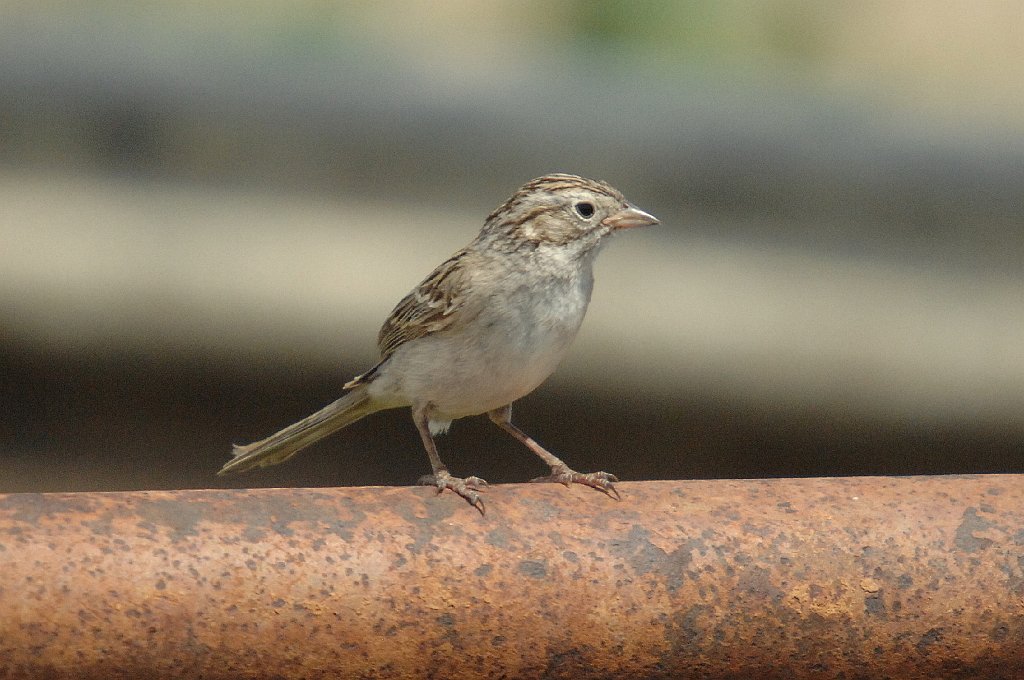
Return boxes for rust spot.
[135,499,209,540]
[954,507,995,553]
[916,627,944,652]
[664,604,709,657]
[518,559,547,579]
[864,591,886,618]
[608,525,695,592]
[485,527,512,549]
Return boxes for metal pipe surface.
[1,476,1022,679]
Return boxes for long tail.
[218,386,377,475]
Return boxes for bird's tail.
[218,386,377,476]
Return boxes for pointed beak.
[602,205,659,230]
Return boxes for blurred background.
[2,1,1022,493]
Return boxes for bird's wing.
[345,249,479,388]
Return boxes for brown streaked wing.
[375,249,475,360]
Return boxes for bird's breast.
[372,267,595,419]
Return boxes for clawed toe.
[418,471,488,514]
[530,466,621,500]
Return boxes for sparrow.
[220,174,659,513]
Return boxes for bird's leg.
[487,405,620,500]
[412,404,487,514]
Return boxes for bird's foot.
[531,465,620,500]
[418,471,488,514]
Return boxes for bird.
[219,174,658,513]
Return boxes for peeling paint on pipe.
[1,476,1022,679]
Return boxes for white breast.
[370,256,596,421]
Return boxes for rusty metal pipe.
[1,476,1022,679]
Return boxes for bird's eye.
[574,202,595,219]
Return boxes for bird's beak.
[602,206,659,230]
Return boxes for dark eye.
[574,202,595,219]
